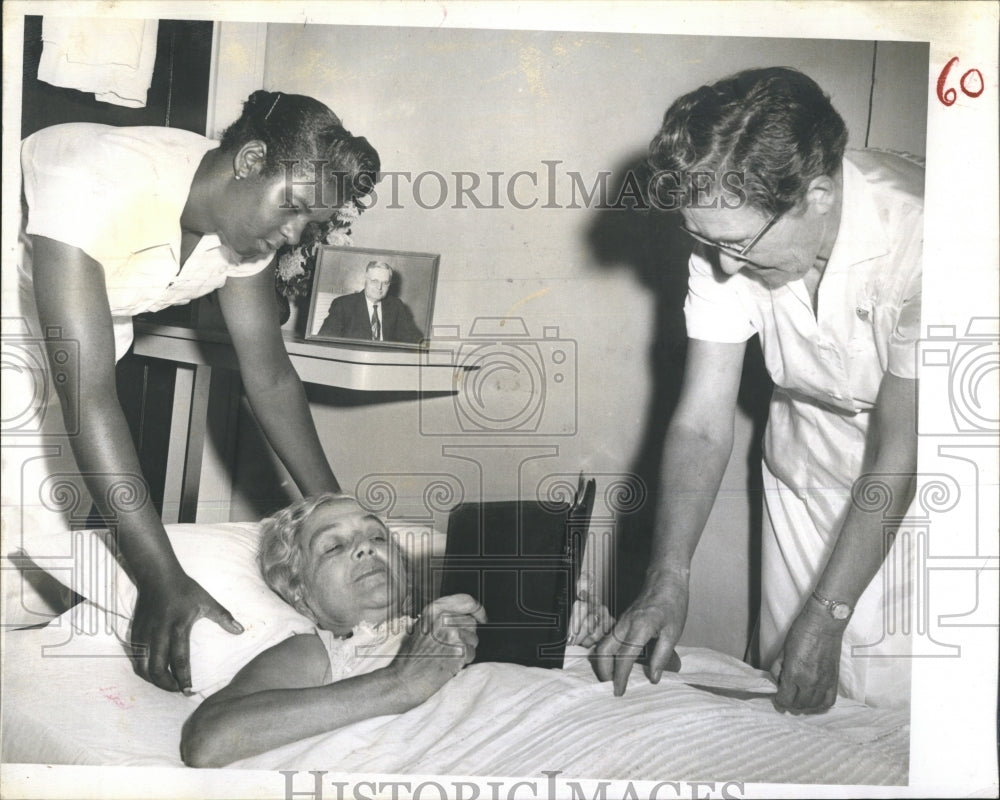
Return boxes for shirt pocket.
[106,244,179,314]
[161,246,233,306]
[847,289,895,408]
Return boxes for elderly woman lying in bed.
[181,493,485,768]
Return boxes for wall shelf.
[129,321,469,523]
[132,321,466,393]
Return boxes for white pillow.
[15,520,445,696]
[62,522,316,695]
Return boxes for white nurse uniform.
[2,123,272,623]
[684,149,924,706]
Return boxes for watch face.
[831,602,851,620]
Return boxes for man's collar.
[824,154,890,272]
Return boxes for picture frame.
[304,246,440,349]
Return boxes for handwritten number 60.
[937,56,985,106]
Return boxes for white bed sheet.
[1,611,197,767]
[1,610,909,785]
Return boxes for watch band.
[811,590,853,621]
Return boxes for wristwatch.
[810,591,853,621]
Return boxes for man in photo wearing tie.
[318,260,425,344]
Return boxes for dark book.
[438,477,595,668]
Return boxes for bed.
[0,521,910,788]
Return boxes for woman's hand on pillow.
[389,593,486,704]
[130,570,244,692]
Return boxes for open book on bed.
[437,475,595,668]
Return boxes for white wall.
[869,40,930,155]
[223,27,927,658]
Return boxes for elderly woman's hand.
[568,584,615,648]
[388,593,486,704]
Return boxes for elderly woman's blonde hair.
[257,492,412,619]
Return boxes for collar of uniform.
[174,217,276,273]
[126,135,220,262]
[823,153,890,274]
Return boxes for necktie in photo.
[371,304,381,341]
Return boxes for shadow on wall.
[585,151,771,656]
[230,385,454,521]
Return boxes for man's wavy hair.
[365,260,394,278]
[648,67,847,215]
[220,90,380,208]
[258,492,412,620]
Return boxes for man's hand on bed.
[389,593,486,704]
[771,602,846,714]
[592,569,687,696]
[130,571,243,692]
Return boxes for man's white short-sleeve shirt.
[684,149,923,414]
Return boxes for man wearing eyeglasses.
[594,67,922,713]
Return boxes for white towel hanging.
[38,17,159,109]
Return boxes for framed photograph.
[304,246,440,349]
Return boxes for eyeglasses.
[681,210,782,263]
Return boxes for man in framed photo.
[318,260,424,344]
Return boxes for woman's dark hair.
[647,67,847,214]
[220,90,380,206]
